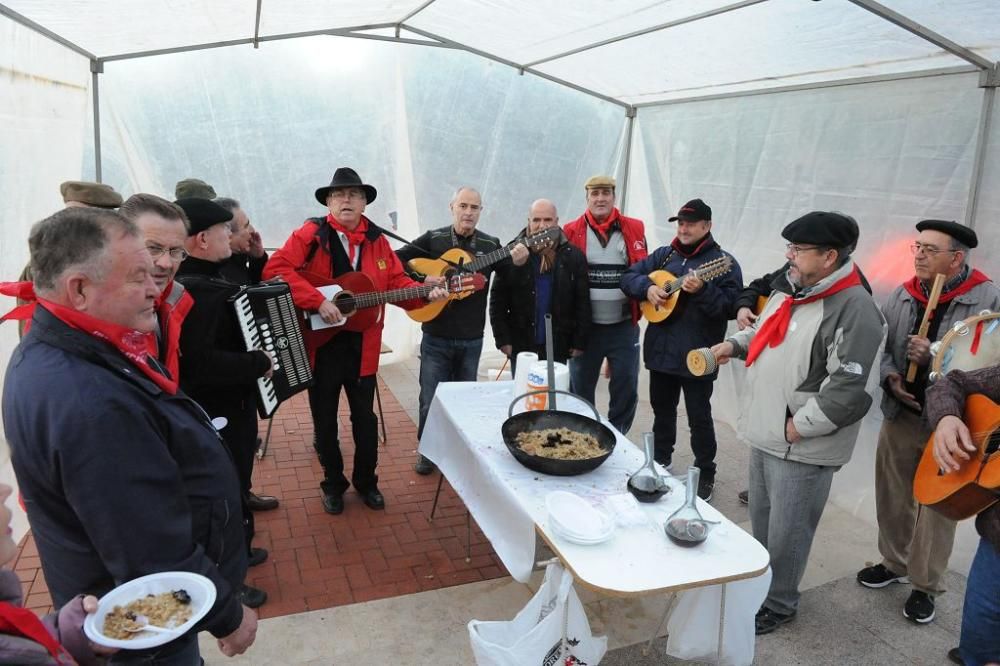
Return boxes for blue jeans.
[959,538,1000,666]
[568,320,639,434]
[417,334,483,438]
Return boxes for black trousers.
[308,333,379,497]
[649,370,718,479]
[206,393,258,556]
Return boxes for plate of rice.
[83,571,216,649]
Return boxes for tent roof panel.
[876,0,1000,59]
[257,0,417,37]
[535,0,976,105]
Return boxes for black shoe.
[697,477,715,502]
[903,590,936,623]
[414,455,436,475]
[322,493,344,515]
[361,488,385,510]
[246,491,279,512]
[247,547,268,567]
[738,490,749,505]
[241,584,267,608]
[947,647,964,665]
[857,563,909,588]
[755,606,796,635]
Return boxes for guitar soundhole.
[333,291,356,316]
[986,432,1000,457]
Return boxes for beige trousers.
[875,410,957,595]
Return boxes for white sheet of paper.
[308,284,347,331]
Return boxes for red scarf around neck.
[0,602,71,664]
[902,268,990,305]
[670,234,713,259]
[38,299,177,395]
[745,266,862,367]
[0,281,37,331]
[584,208,621,244]
[327,214,369,264]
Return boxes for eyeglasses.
[329,189,366,201]
[910,242,958,257]
[147,244,188,261]
[786,243,827,256]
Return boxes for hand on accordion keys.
[260,350,275,379]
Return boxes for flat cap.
[915,219,978,249]
[175,197,233,236]
[60,181,123,209]
[782,211,859,249]
[585,175,616,190]
[669,198,712,222]
[175,178,217,200]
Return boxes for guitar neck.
[350,284,434,309]
[466,246,511,272]
[666,262,724,294]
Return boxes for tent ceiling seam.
[397,0,438,25]
[0,2,96,60]
[847,0,993,70]
[522,0,767,69]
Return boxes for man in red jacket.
[562,175,648,434]
[264,168,447,515]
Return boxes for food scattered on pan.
[102,589,193,639]
[515,428,605,460]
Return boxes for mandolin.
[640,255,734,323]
[404,226,562,322]
[913,393,1000,521]
[297,270,485,353]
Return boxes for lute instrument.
[640,255,734,323]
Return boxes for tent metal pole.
[524,0,766,69]
[632,65,977,108]
[397,0,438,25]
[91,60,103,183]
[619,108,637,214]
[847,0,992,71]
[253,0,263,48]
[402,25,629,109]
[0,3,96,59]
[965,65,1000,230]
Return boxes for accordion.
[231,281,313,418]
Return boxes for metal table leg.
[643,592,678,656]
[717,583,728,664]
[375,375,387,445]
[428,474,445,521]
[256,406,277,460]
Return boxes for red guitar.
[298,270,485,352]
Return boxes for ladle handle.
[508,389,601,420]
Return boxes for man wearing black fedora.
[264,168,448,515]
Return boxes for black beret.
[175,197,233,236]
[915,219,978,249]
[781,211,858,249]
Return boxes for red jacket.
[147,280,193,382]
[263,216,425,376]
[563,208,649,324]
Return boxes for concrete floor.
[200,351,966,665]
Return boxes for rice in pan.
[515,427,605,460]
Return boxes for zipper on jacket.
[783,445,792,460]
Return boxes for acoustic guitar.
[405,226,562,322]
[640,255,734,323]
[298,270,485,353]
[913,393,1000,521]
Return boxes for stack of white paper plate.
[545,491,615,545]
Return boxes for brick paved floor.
[12,377,506,619]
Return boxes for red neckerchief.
[0,281,37,332]
[584,208,621,244]
[670,234,713,258]
[746,267,862,367]
[0,602,72,664]
[326,214,368,264]
[902,268,990,305]
[38,299,177,395]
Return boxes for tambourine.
[929,311,1000,382]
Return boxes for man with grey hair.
[215,197,269,286]
[119,192,193,383]
[397,187,529,475]
[3,207,257,663]
[857,219,1000,625]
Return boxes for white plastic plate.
[83,571,216,650]
[545,491,615,542]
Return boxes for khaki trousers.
[875,410,957,595]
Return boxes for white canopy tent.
[1,0,999,565]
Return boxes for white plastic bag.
[469,563,607,666]
[665,567,772,666]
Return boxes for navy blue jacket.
[2,307,247,640]
[621,235,743,377]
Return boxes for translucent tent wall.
[2,0,1000,567]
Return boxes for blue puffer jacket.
[621,235,743,377]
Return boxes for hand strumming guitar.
[932,414,976,473]
[317,300,343,325]
[646,284,668,307]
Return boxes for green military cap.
[59,181,123,208]
[174,178,217,200]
